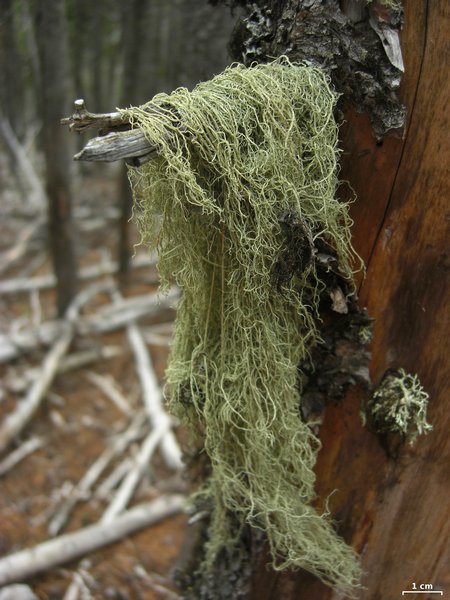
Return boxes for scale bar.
[402,592,443,596]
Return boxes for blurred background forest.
[1,0,238,299]
[0,1,239,598]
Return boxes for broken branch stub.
[60,99,130,133]
[61,99,169,164]
[74,129,156,163]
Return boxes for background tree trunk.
[35,0,78,316]
[117,0,148,275]
[0,0,25,138]
[234,1,449,597]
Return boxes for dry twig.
[0,287,176,363]
[0,117,46,209]
[0,217,46,277]
[0,495,185,586]
[60,98,168,165]
[48,410,147,536]
[0,437,44,477]
[126,321,183,470]
[101,424,168,523]
[94,457,133,500]
[85,372,132,416]
[5,346,122,394]
[0,283,108,452]
[0,253,156,295]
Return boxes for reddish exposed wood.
[252,1,450,598]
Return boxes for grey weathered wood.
[61,98,171,164]
[0,495,185,586]
[74,129,156,163]
[60,99,129,132]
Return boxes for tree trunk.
[117,0,148,275]
[35,0,78,316]
[60,1,448,595]
[0,0,25,138]
[223,1,449,598]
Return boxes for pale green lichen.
[368,369,432,444]
[123,58,361,595]
[358,324,373,345]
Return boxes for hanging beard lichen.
[122,58,362,594]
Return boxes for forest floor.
[0,152,188,600]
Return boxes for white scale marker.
[402,592,443,596]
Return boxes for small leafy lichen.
[368,369,432,444]
[123,58,361,595]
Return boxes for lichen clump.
[369,369,432,444]
[123,59,361,594]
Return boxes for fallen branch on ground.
[0,217,46,277]
[133,565,182,600]
[95,456,133,500]
[0,287,177,363]
[126,320,183,470]
[0,253,156,295]
[48,410,147,536]
[102,424,168,523]
[78,286,178,336]
[62,567,96,600]
[0,321,73,453]
[0,117,46,210]
[107,287,182,471]
[62,572,87,600]
[5,346,122,394]
[0,494,185,586]
[0,437,44,477]
[86,372,132,416]
[0,283,109,453]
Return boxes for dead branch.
[142,329,172,347]
[95,456,133,500]
[126,320,183,471]
[79,286,178,336]
[133,565,182,600]
[0,253,156,295]
[0,217,46,277]
[0,321,73,453]
[86,372,132,416]
[62,567,96,600]
[59,345,122,374]
[74,129,156,164]
[0,319,61,363]
[95,457,133,500]
[48,410,147,536]
[62,573,86,600]
[0,494,185,586]
[0,437,44,477]
[0,584,38,600]
[101,426,168,523]
[5,346,122,394]
[0,283,108,453]
[60,99,130,132]
[0,287,177,363]
[61,99,158,165]
[0,118,46,209]
[98,287,182,471]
